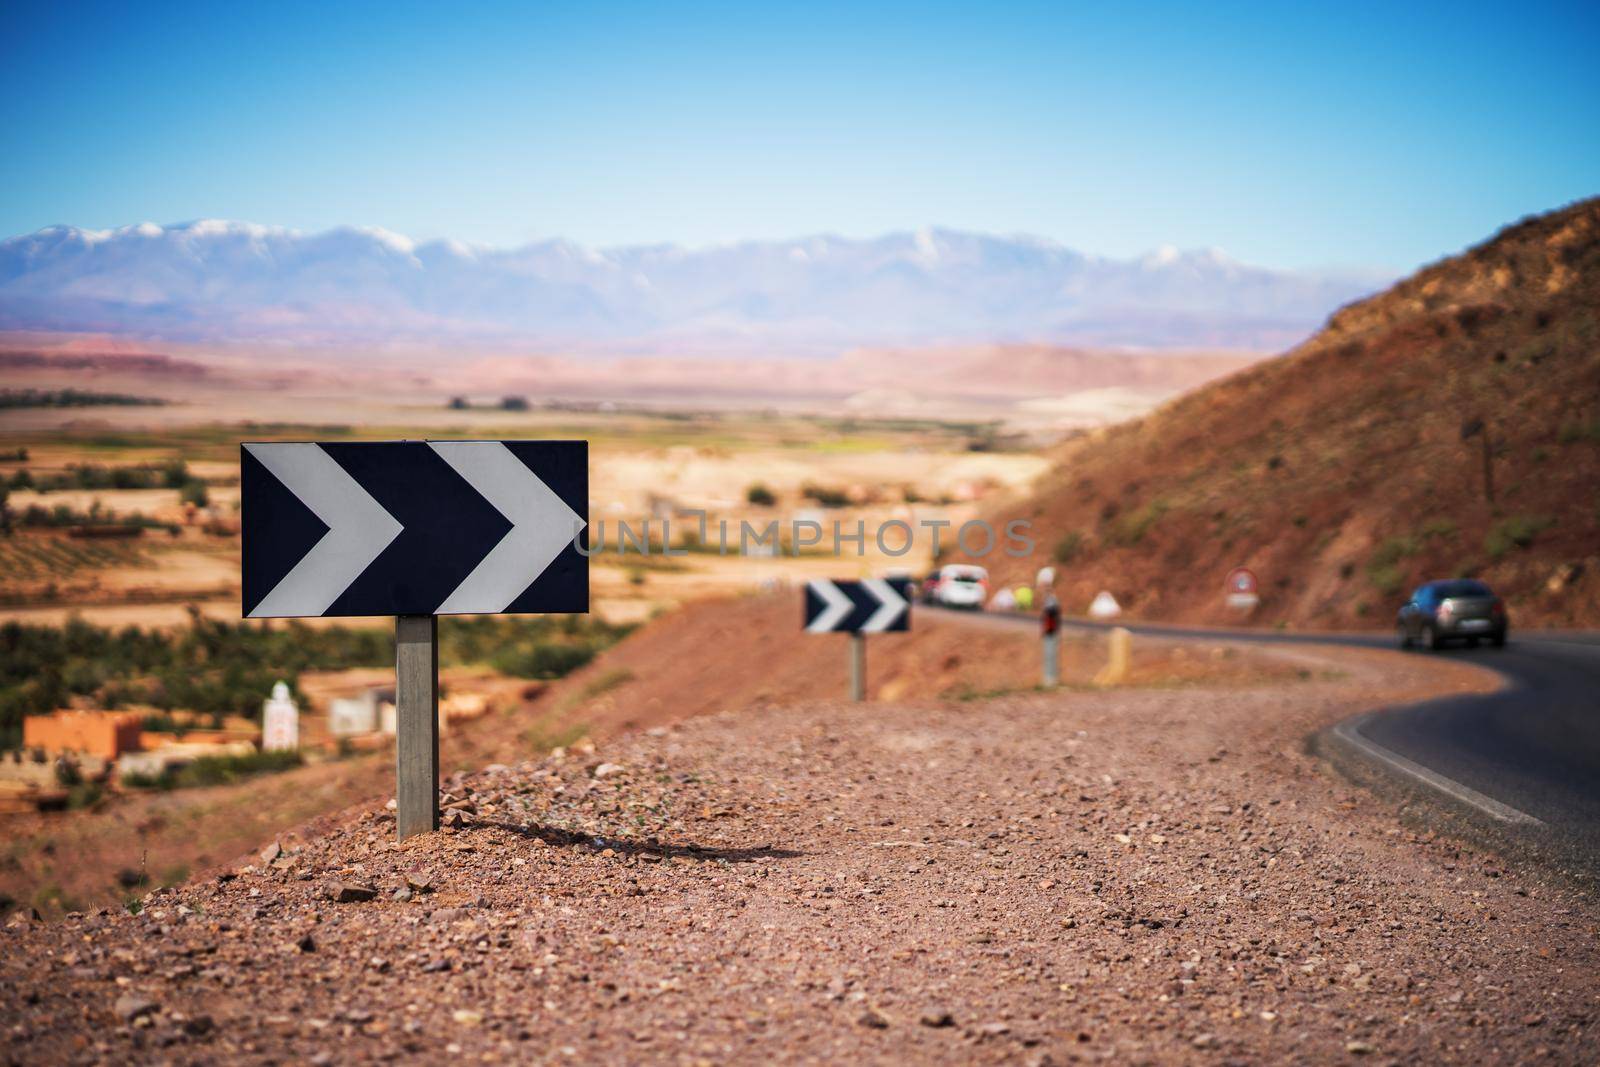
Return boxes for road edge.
[1325,712,1544,826]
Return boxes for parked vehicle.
[1397,579,1508,650]
[928,564,989,609]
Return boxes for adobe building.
[22,710,143,761]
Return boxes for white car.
[931,564,989,609]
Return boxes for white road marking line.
[1332,716,1544,826]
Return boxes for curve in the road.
[928,606,1600,874]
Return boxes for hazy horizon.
[3,1,1596,273]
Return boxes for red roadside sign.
[1225,567,1259,610]
[1226,567,1257,596]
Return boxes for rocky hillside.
[965,198,1600,629]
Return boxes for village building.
[22,710,143,762]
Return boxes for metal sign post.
[241,439,588,841]
[395,615,439,839]
[849,633,866,701]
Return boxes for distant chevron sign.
[803,578,912,633]
[241,440,587,618]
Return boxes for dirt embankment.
[517,593,1301,747]
[963,198,1600,629]
[2,632,1592,1064]
[1,594,1282,915]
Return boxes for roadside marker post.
[804,578,911,702]
[1041,595,1061,687]
[241,440,588,840]
[1094,627,1132,686]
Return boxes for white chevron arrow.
[245,443,403,618]
[429,441,584,614]
[805,579,854,632]
[859,577,909,632]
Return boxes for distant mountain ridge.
[0,220,1388,353]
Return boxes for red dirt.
[0,594,1280,916]
[3,634,1594,1064]
[519,592,1302,745]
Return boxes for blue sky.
[1,0,1596,270]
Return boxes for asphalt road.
[930,606,1600,878]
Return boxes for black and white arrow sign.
[803,578,912,633]
[242,440,587,618]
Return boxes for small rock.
[593,762,626,779]
[919,1010,955,1028]
[260,841,282,865]
[1192,1033,1216,1049]
[1346,1040,1374,1054]
[114,994,159,1023]
[392,886,413,903]
[295,933,316,953]
[857,1008,890,1029]
[332,883,377,904]
[453,1009,484,1026]
[405,872,435,894]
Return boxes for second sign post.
[804,578,913,700]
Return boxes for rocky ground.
[3,642,1596,1064]
[1,594,1274,917]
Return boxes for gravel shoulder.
[3,642,1596,1064]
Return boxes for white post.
[1041,595,1062,687]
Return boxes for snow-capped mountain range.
[0,220,1389,353]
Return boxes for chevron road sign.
[803,577,912,634]
[804,578,912,702]
[242,439,587,843]
[242,440,587,618]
